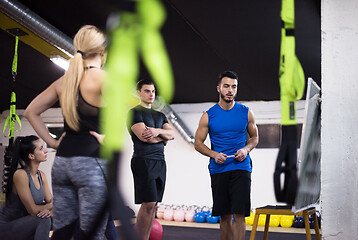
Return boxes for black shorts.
[210,170,251,217]
[131,157,166,204]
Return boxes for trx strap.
[102,0,174,160]
[274,0,305,204]
[3,36,22,139]
[139,0,174,103]
[2,36,22,193]
[91,1,174,239]
[274,125,298,204]
[3,93,22,138]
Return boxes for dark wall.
[0,0,320,112]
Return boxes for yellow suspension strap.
[274,0,305,205]
[138,0,174,102]
[101,11,139,162]
[96,1,174,239]
[97,12,140,239]
[101,0,174,160]
[2,36,22,193]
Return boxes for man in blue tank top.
[127,79,175,240]
[195,71,259,240]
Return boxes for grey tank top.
[0,169,45,223]
[24,169,45,205]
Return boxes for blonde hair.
[61,25,107,131]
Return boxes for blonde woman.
[25,25,108,240]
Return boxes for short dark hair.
[136,78,155,91]
[218,71,238,86]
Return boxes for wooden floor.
[115,219,320,234]
[49,219,320,238]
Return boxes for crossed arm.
[13,170,53,218]
[131,122,174,144]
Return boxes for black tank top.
[56,90,101,158]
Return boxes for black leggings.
[0,215,51,240]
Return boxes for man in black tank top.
[127,79,174,240]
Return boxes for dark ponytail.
[4,135,39,200]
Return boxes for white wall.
[1,101,305,214]
[0,109,59,193]
[118,101,305,213]
[321,1,358,239]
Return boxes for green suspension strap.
[3,36,22,139]
[279,0,305,125]
[2,36,22,194]
[102,0,174,160]
[138,0,174,102]
[274,0,305,205]
[101,11,140,161]
[94,1,174,239]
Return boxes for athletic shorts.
[210,170,251,217]
[131,157,166,204]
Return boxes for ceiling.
[0,0,321,113]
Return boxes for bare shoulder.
[89,68,106,81]
[91,67,106,75]
[38,170,46,177]
[248,108,256,121]
[196,112,209,130]
[13,169,28,181]
[82,68,105,89]
[38,170,48,181]
[53,76,64,96]
[200,112,209,123]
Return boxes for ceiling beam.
[0,0,73,59]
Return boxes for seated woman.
[0,135,53,240]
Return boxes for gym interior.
[1,0,357,240]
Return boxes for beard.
[220,92,236,103]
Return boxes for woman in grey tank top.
[0,135,52,240]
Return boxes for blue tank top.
[207,102,252,174]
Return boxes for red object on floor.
[149,219,163,240]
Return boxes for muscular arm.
[245,109,259,151]
[13,170,53,216]
[142,123,175,141]
[194,113,227,164]
[131,122,175,144]
[235,109,259,161]
[131,122,164,143]
[157,123,174,145]
[24,78,62,149]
